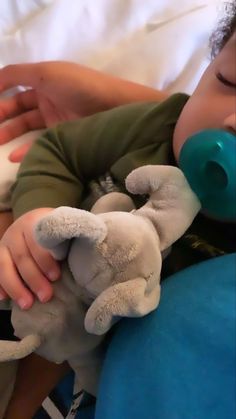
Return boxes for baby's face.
[173,33,236,160]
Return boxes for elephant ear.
[84,278,161,335]
[34,206,107,260]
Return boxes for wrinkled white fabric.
[0,0,222,209]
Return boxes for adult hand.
[0,61,166,162]
[0,61,103,161]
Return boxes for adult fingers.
[0,109,44,144]
[8,141,34,163]
[0,89,38,122]
[0,64,41,91]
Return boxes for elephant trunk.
[0,334,42,361]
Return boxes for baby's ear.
[34,206,107,260]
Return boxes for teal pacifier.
[179,129,236,221]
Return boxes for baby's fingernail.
[17,298,32,310]
[37,290,51,303]
[48,270,59,281]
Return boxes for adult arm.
[0,61,168,154]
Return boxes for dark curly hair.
[210,1,236,58]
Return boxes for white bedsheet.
[0,0,223,210]
[0,0,222,92]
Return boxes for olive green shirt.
[12,93,187,217]
[12,93,235,277]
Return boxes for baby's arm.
[12,101,156,217]
[0,208,60,308]
[2,102,160,307]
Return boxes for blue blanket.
[96,254,236,419]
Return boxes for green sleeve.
[12,102,160,218]
[12,93,188,219]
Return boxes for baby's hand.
[0,209,61,309]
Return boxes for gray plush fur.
[0,165,201,394]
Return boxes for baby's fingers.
[0,285,8,301]
[24,230,61,282]
[10,241,55,304]
[0,245,34,309]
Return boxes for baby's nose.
[223,114,236,135]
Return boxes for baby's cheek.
[172,130,187,163]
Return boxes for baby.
[0,15,235,307]
[0,3,235,418]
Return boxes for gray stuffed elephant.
[0,165,201,393]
